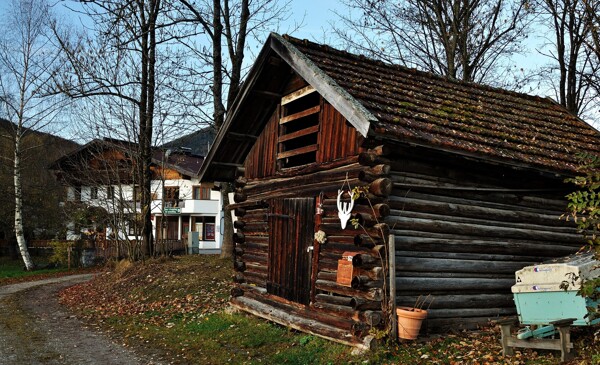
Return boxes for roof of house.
[152,149,204,177]
[51,138,204,178]
[199,33,600,182]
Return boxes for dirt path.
[0,275,165,365]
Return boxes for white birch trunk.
[14,134,35,271]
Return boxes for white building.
[52,138,222,254]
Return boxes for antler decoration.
[337,189,355,229]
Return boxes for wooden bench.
[495,317,576,362]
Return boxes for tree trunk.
[225,0,249,107]
[212,0,225,129]
[14,134,34,271]
[139,0,158,258]
[221,184,234,258]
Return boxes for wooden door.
[158,216,179,240]
[267,197,315,305]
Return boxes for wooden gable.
[88,149,129,170]
[150,165,183,180]
[244,73,363,180]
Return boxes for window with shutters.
[192,186,212,200]
[277,86,320,169]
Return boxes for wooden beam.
[388,233,397,341]
[252,90,281,99]
[228,131,258,141]
[277,144,318,160]
[392,182,564,193]
[211,161,244,168]
[231,295,376,350]
[281,85,316,105]
[280,105,320,124]
[278,125,319,143]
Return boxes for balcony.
[182,199,219,214]
[151,199,219,214]
[164,200,184,208]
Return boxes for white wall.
[66,177,223,251]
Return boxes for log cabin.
[198,33,600,349]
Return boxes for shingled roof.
[52,138,204,178]
[285,35,600,174]
[199,33,600,181]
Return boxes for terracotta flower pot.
[396,306,428,340]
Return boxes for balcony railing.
[164,200,184,208]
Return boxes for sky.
[1,0,596,134]
[289,1,341,41]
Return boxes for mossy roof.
[284,35,600,174]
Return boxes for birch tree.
[334,0,532,86]
[0,0,64,270]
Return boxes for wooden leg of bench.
[557,325,574,362]
[500,323,514,357]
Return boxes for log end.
[231,287,244,297]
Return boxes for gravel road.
[0,274,165,365]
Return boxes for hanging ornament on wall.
[316,191,324,215]
[337,174,355,229]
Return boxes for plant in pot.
[397,295,434,340]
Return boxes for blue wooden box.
[512,252,600,326]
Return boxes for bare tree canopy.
[53,0,172,256]
[174,0,293,128]
[334,0,532,86]
[582,0,600,114]
[173,0,293,259]
[0,0,66,270]
[534,0,599,117]
[52,0,293,259]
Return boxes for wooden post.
[388,233,397,341]
[552,318,576,362]
[67,244,72,271]
[310,193,324,303]
[497,318,515,356]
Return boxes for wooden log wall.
[231,138,393,346]
[224,72,585,342]
[383,147,584,332]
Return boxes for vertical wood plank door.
[267,197,315,305]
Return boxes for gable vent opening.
[277,86,320,169]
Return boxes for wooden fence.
[96,238,186,259]
[0,238,186,259]
[0,239,55,249]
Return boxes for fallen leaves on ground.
[57,255,600,365]
[59,255,232,328]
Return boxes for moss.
[431,109,451,118]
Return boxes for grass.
[102,312,352,364]
[0,256,95,285]
[55,255,600,364]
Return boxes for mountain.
[162,126,216,157]
[0,118,80,244]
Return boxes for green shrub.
[49,240,81,267]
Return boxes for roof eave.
[198,36,279,183]
[371,130,575,179]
